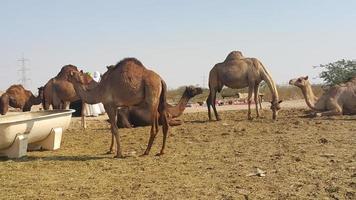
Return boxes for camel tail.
[158,80,169,129]
[158,80,168,116]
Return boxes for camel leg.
[208,88,221,121]
[247,84,254,120]
[168,118,183,126]
[207,92,213,120]
[117,108,132,128]
[259,95,263,110]
[314,108,343,117]
[143,109,159,156]
[81,102,87,129]
[254,84,260,118]
[105,104,123,158]
[158,111,169,156]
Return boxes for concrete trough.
[0,109,74,158]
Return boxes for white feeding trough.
[0,109,74,158]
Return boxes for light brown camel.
[116,86,203,128]
[0,84,43,115]
[289,76,356,116]
[67,58,169,158]
[207,51,282,120]
[42,65,97,128]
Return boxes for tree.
[316,59,356,86]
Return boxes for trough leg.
[0,134,28,158]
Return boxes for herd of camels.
[0,51,355,158]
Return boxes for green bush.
[316,59,356,86]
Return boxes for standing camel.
[116,86,203,128]
[289,76,356,116]
[207,51,282,120]
[42,65,98,128]
[0,85,43,115]
[67,58,169,158]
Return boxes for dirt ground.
[0,104,355,199]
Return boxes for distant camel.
[67,58,169,158]
[116,86,203,128]
[42,65,97,128]
[0,84,43,115]
[207,51,282,120]
[289,76,356,116]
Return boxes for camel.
[0,85,43,115]
[116,86,203,128]
[67,58,169,158]
[207,51,282,120]
[42,65,97,128]
[289,76,356,116]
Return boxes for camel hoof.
[216,117,222,121]
[106,150,114,154]
[114,154,124,159]
[248,117,253,121]
[155,152,164,156]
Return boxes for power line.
[17,53,31,88]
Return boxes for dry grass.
[1,108,355,199]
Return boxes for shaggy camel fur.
[0,84,43,115]
[116,86,203,128]
[42,65,97,128]
[67,58,169,158]
[207,51,282,120]
[289,76,356,116]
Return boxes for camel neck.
[71,81,102,104]
[31,94,42,105]
[175,92,191,116]
[301,84,318,110]
[260,64,279,103]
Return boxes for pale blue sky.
[1,0,355,92]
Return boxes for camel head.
[185,86,203,98]
[69,70,86,85]
[289,76,309,89]
[37,86,44,99]
[270,99,283,120]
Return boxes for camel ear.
[106,66,110,70]
[305,76,309,80]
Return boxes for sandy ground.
[0,100,355,199]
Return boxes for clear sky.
[1,0,355,92]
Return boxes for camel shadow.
[187,120,208,124]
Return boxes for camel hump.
[6,84,26,94]
[224,51,244,62]
[56,64,78,79]
[114,58,145,70]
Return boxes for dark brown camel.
[0,84,43,115]
[116,86,203,128]
[67,58,169,158]
[42,65,97,128]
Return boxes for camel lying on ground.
[289,76,356,116]
[42,65,98,128]
[67,58,169,158]
[116,86,203,128]
[207,51,282,120]
[0,85,43,115]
